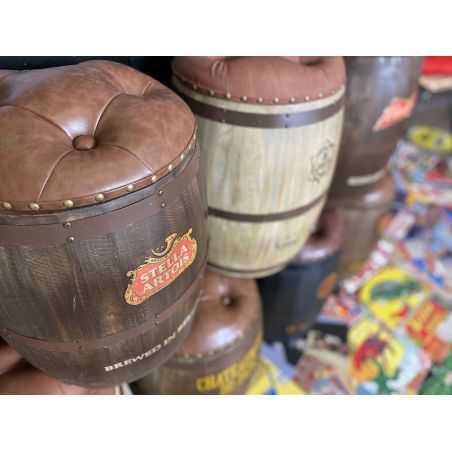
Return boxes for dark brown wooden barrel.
[172,57,346,278]
[328,172,395,280]
[0,61,208,387]
[330,57,422,200]
[137,271,262,395]
[258,208,344,342]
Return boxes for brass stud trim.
[127,184,134,192]
[273,97,280,104]
[2,202,12,210]
[225,92,232,99]
[63,200,74,208]
[318,92,323,98]
[158,190,163,196]
[180,153,185,161]
[168,164,173,172]
[209,89,215,96]
[257,97,263,103]
[151,175,157,183]
[290,97,296,103]
[95,193,105,202]
[241,96,248,102]
[305,96,310,101]
[160,202,166,208]
[67,236,75,243]
[29,202,40,211]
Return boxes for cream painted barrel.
[173,77,345,278]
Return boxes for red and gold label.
[373,92,417,132]
[124,228,197,305]
[405,299,449,363]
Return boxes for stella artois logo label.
[124,228,197,305]
[373,92,417,132]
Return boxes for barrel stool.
[258,208,344,343]
[329,172,396,280]
[137,271,262,395]
[330,57,422,200]
[0,61,207,387]
[172,57,345,278]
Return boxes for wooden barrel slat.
[174,78,344,277]
[0,145,208,388]
[329,172,396,280]
[330,56,422,199]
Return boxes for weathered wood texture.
[330,57,422,200]
[175,79,344,277]
[0,145,208,388]
[328,172,395,280]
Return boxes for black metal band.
[208,191,326,223]
[179,92,344,129]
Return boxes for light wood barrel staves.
[174,78,345,278]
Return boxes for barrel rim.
[177,86,345,129]
[0,131,198,219]
[0,142,203,247]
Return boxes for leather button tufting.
[0,61,196,212]
[73,135,96,151]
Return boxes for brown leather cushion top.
[172,56,345,104]
[0,61,195,212]
[177,271,261,357]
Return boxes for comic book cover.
[402,294,452,364]
[246,343,304,395]
[357,266,429,330]
[420,353,452,395]
[391,139,452,208]
[293,353,351,394]
[342,240,396,295]
[318,291,365,326]
[246,358,304,395]
[290,329,353,394]
[395,208,452,294]
[348,316,431,394]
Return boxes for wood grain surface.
[175,79,344,277]
[329,172,395,280]
[330,57,422,199]
[0,143,208,387]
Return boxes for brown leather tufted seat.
[177,271,261,356]
[0,61,195,212]
[0,61,206,387]
[138,271,262,394]
[172,56,345,104]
